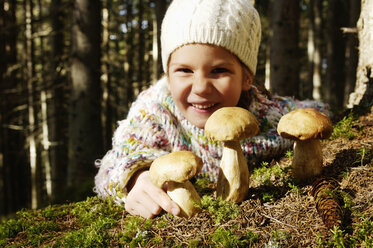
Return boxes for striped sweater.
[94,76,329,205]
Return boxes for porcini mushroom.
[277,108,333,179]
[149,151,203,218]
[205,107,259,202]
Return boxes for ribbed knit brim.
[161,0,261,74]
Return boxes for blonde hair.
[238,62,271,109]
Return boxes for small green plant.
[266,230,291,247]
[330,226,347,248]
[199,195,240,224]
[330,112,357,140]
[252,161,287,187]
[350,215,373,247]
[288,182,300,194]
[261,192,275,202]
[285,150,294,159]
[120,216,154,247]
[354,145,371,166]
[210,226,259,248]
[194,173,214,195]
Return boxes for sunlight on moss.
[210,226,259,248]
[330,112,358,140]
[198,195,240,225]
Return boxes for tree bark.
[312,0,323,101]
[325,0,348,109]
[68,0,103,197]
[49,0,68,203]
[347,0,373,108]
[25,0,38,209]
[270,0,300,98]
[137,0,145,90]
[154,0,167,77]
[125,1,135,106]
[102,0,113,151]
[0,0,30,216]
[343,0,360,106]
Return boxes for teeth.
[192,103,215,109]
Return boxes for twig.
[261,213,297,229]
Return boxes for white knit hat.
[161,0,261,74]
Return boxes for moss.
[330,112,359,140]
[210,226,259,248]
[198,195,240,225]
[252,161,289,187]
[119,216,154,247]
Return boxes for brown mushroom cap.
[149,151,203,188]
[277,108,333,141]
[204,107,259,142]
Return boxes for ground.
[0,107,372,247]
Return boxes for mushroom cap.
[204,107,259,142]
[277,108,333,141]
[149,151,203,188]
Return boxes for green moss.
[120,216,154,247]
[0,218,26,239]
[61,218,114,248]
[330,112,358,140]
[198,195,240,224]
[71,197,122,226]
[210,226,259,248]
[252,161,289,187]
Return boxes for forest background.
[0,0,372,217]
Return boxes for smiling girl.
[94,0,329,218]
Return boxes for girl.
[94,0,329,218]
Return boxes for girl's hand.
[125,170,180,218]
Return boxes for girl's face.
[168,44,251,129]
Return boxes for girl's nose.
[192,75,212,96]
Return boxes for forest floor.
[1,106,372,247]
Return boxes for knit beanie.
[161,0,261,75]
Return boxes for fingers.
[148,186,180,216]
[125,188,163,218]
[125,170,180,218]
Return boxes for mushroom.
[205,107,259,202]
[277,108,333,180]
[149,151,203,218]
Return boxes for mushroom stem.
[167,181,201,218]
[217,141,249,202]
[292,139,323,179]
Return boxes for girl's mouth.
[191,103,216,109]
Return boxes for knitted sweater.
[94,77,329,205]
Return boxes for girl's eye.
[212,68,229,74]
[177,68,193,73]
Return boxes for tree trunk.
[49,0,68,203]
[102,0,112,151]
[312,0,323,101]
[25,0,38,210]
[343,0,360,106]
[69,0,103,198]
[347,0,373,108]
[0,0,30,216]
[154,0,167,77]
[125,1,134,106]
[37,0,52,205]
[270,0,300,98]
[305,0,315,100]
[325,0,348,109]
[137,0,145,90]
